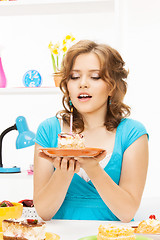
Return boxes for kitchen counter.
[45,220,139,240]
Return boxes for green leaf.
[0,203,7,207]
[56,55,59,70]
[51,53,56,73]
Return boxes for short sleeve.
[35,116,61,148]
[121,119,149,152]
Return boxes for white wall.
[118,0,160,218]
[0,0,160,213]
[0,93,63,170]
[119,0,160,200]
[0,11,115,88]
[0,2,116,169]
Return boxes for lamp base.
[0,167,21,173]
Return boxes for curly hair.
[56,40,130,132]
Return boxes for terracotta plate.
[41,148,105,158]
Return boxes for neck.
[82,108,107,130]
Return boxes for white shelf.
[0,170,32,179]
[0,0,114,16]
[0,87,62,95]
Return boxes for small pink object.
[0,57,7,88]
[27,170,33,175]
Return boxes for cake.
[0,200,14,207]
[18,199,38,218]
[58,133,85,149]
[134,218,160,234]
[2,219,46,240]
[97,224,136,240]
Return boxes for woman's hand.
[34,143,80,221]
[74,150,107,172]
[38,151,80,174]
[53,157,80,174]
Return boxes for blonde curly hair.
[56,40,130,132]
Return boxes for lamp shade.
[15,116,35,149]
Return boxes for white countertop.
[45,220,138,240]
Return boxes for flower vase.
[0,57,7,88]
[54,74,61,87]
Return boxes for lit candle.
[60,117,63,133]
[70,108,73,134]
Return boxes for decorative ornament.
[0,57,7,88]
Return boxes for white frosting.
[60,137,83,146]
[98,224,135,239]
[3,221,46,240]
[101,223,134,231]
[58,133,85,148]
[3,228,46,240]
[145,219,160,228]
[145,219,160,226]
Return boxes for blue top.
[35,117,148,221]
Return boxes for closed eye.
[70,76,80,80]
[91,77,101,80]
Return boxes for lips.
[77,93,92,100]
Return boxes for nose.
[79,75,89,89]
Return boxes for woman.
[33,40,149,222]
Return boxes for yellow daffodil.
[54,43,60,49]
[62,45,67,53]
[71,37,76,42]
[48,41,53,51]
[48,34,75,73]
[52,48,59,55]
[65,34,72,40]
[63,39,67,45]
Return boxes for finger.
[68,159,75,172]
[95,150,107,160]
[75,161,80,173]
[60,158,68,171]
[54,157,61,169]
[74,157,83,163]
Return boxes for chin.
[78,108,94,114]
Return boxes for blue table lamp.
[0,116,35,173]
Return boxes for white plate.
[135,233,160,240]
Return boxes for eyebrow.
[71,69,100,72]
